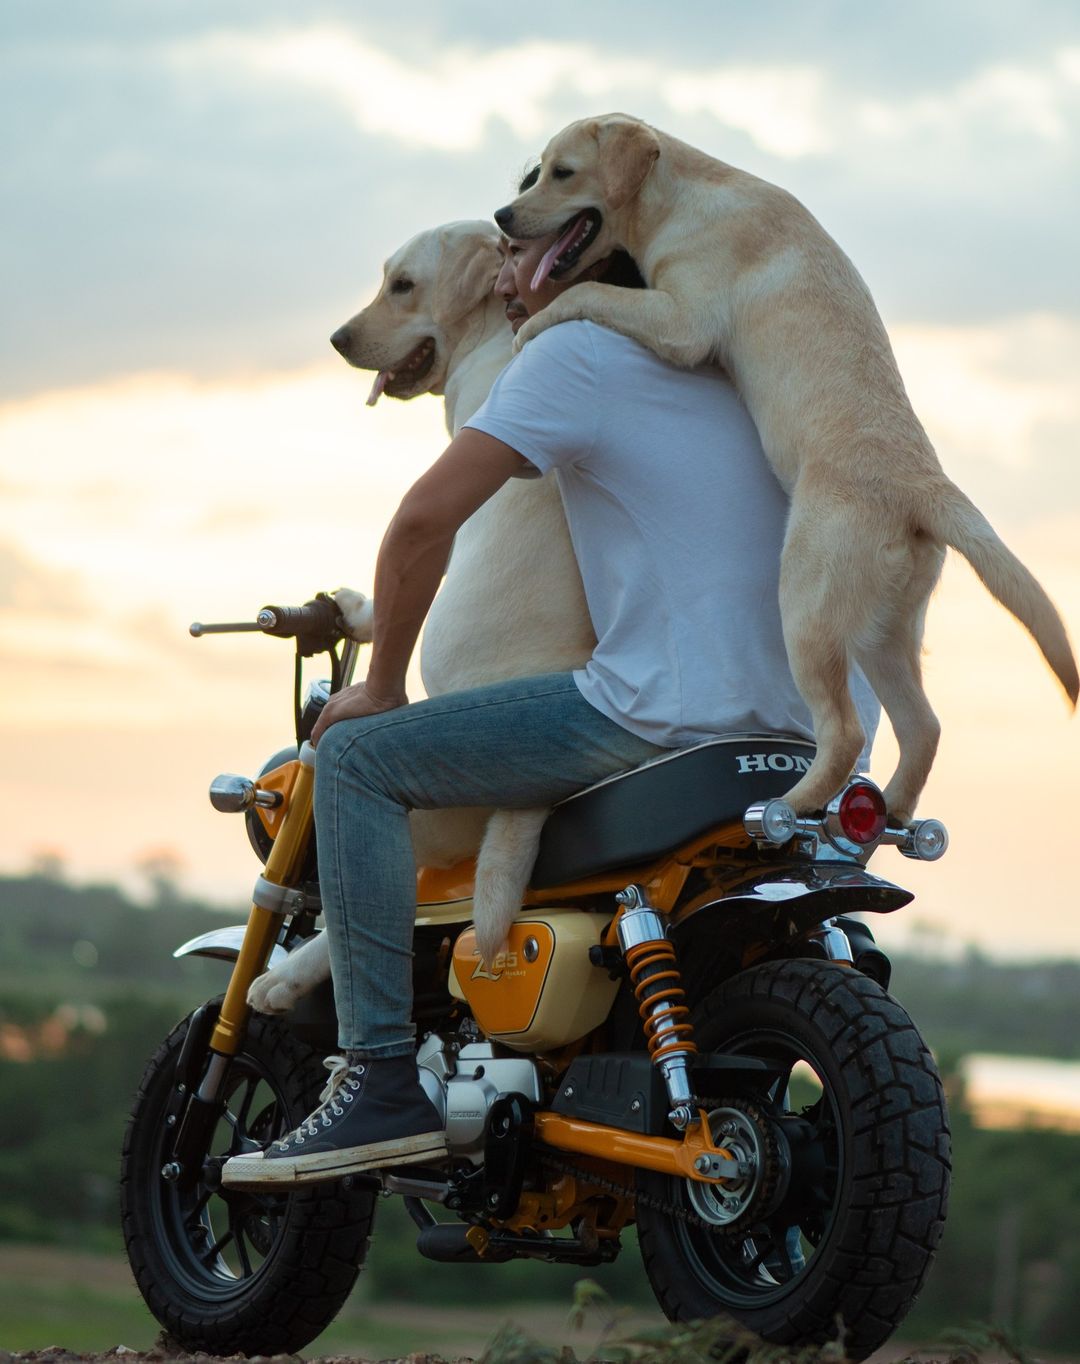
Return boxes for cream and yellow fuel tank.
[449,908,620,1053]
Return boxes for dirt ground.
[0,1352,471,1364]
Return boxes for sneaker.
[220,1053,447,1189]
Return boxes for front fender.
[174,926,290,968]
[675,861,912,938]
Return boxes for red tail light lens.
[837,783,887,844]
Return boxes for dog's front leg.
[513,284,711,370]
[247,932,331,1014]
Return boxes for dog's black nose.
[330,326,352,357]
[493,205,514,231]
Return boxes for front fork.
[166,742,318,1186]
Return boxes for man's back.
[467,319,878,751]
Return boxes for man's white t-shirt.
[466,320,879,756]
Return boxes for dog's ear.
[596,117,660,212]
[431,231,503,328]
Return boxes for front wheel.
[120,1005,378,1356]
[636,960,951,1361]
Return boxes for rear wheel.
[121,1006,378,1355]
[636,959,950,1361]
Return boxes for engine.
[416,1033,542,1163]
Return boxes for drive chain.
[535,1096,782,1238]
[537,1145,713,1229]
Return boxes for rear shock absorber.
[616,884,699,1129]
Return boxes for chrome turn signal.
[208,774,283,813]
[897,818,949,861]
[744,798,799,846]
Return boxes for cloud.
[859,47,1080,145]
[173,30,588,152]
[0,542,87,614]
[892,314,1080,476]
[172,25,1080,163]
[177,27,836,160]
[0,362,448,715]
[5,15,1080,401]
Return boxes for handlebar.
[190,595,345,656]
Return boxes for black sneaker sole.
[221,1130,449,1189]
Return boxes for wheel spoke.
[769,1063,795,1107]
[764,1224,796,1282]
[235,1076,260,1132]
[221,1077,266,1155]
[232,1216,254,1278]
[738,1238,767,1272]
[199,1227,235,1265]
[183,1187,214,1229]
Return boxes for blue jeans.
[313,672,667,1056]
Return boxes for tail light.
[835,783,887,844]
[744,775,948,864]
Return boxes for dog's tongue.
[366,370,392,406]
[531,215,588,291]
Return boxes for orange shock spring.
[624,937,698,1064]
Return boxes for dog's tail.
[472,807,549,964]
[926,482,1078,705]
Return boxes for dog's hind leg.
[854,641,940,826]
[852,549,945,825]
[776,516,868,814]
[779,622,866,814]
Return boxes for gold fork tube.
[209,756,317,1055]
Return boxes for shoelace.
[274,1055,364,1149]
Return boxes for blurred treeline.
[1,870,1079,1349]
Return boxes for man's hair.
[514,164,645,290]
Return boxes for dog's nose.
[493,205,514,231]
[330,325,352,357]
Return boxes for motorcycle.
[120,595,951,1361]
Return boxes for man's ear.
[596,116,660,212]
[431,231,503,328]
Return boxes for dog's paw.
[247,971,303,1016]
[512,314,547,353]
[333,587,374,643]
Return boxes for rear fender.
[672,863,905,989]
[675,862,910,935]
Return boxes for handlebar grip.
[257,598,340,638]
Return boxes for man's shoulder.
[524,318,600,358]
[516,319,648,379]
[532,318,637,354]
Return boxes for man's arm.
[311,429,531,744]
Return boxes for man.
[222,225,879,1189]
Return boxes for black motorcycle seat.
[530,733,816,890]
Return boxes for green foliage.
[485,1284,1038,1364]
[484,1282,837,1364]
[0,872,236,1004]
[888,950,1080,1061]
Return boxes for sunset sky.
[2,2,1078,956]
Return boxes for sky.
[1,1,1079,957]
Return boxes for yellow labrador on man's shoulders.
[495,115,1077,824]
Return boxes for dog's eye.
[390,278,414,294]
[551,166,574,181]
